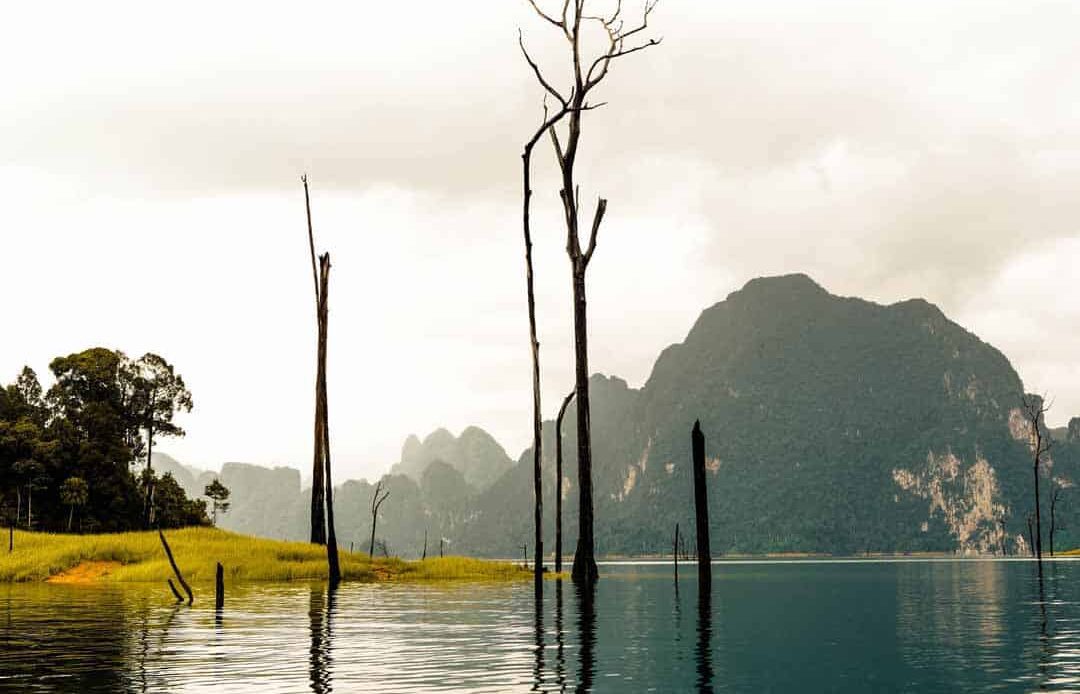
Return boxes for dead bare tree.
[369,480,390,557]
[303,176,341,585]
[158,530,193,605]
[555,388,575,573]
[521,0,662,587]
[1022,394,1052,576]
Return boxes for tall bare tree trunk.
[1024,395,1051,578]
[570,259,599,585]
[318,254,341,585]
[522,111,556,592]
[555,389,575,574]
[369,481,389,558]
[305,176,327,546]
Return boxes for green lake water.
[2,559,1079,692]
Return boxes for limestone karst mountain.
[156,275,1080,557]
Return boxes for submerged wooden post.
[215,563,224,610]
[422,529,428,560]
[674,522,680,582]
[158,530,194,605]
[692,421,712,586]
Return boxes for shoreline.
[0,528,530,585]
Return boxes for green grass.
[0,528,531,584]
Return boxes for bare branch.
[584,0,662,90]
[302,174,320,307]
[586,37,661,89]
[549,125,566,169]
[526,0,566,30]
[519,31,569,107]
[584,197,607,266]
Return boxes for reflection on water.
[575,582,596,694]
[696,582,713,692]
[4,561,1080,691]
[309,586,333,694]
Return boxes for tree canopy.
[0,348,208,532]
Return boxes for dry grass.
[0,528,530,584]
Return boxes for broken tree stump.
[158,530,193,605]
[215,563,224,610]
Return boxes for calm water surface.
[2,559,1080,692]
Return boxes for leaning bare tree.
[303,176,341,585]
[1022,393,1052,576]
[520,0,661,585]
[369,480,390,557]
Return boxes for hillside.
[156,275,1080,557]
[465,274,1078,556]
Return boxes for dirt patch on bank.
[47,561,122,584]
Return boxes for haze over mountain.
[161,275,1080,557]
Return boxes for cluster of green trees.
[0,348,208,533]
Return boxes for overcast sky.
[2,0,1079,481]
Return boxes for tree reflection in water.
[309,585,336,694]
[575,581,597,693]
[696,581,714,692]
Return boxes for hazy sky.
[2,0,1079,481]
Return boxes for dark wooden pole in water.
[691,421,712,586]
[215,563,224,610]
[555,389,575,574]
[158,530,193,604]
[674,522,680,582]
[167,578,183,603]
[422,529,428,560]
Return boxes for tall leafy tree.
[0,350,203,533]
[47,348,142,530]
[129,353,193,527]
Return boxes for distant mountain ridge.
[156,274,1080,557]
[391,426,513,490]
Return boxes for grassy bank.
[0,528,530,584]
